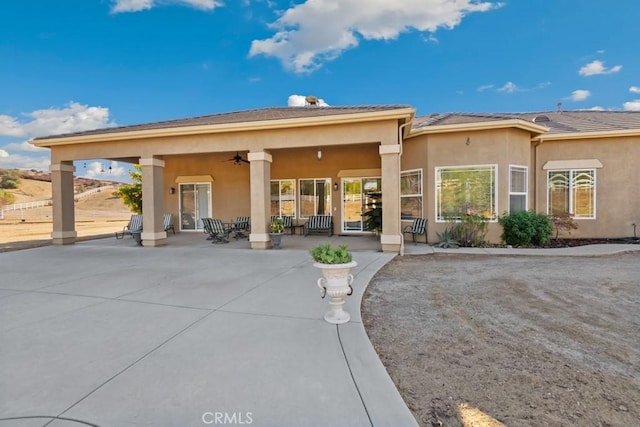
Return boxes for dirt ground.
[362,253,640,427]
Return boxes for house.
[32,104,640,252]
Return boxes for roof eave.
[31,108,416,147]
[406,119,548,138]
[532,128,640,142]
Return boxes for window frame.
[435,164,498,222]
[508,165,528,213]
[400,168,423,220]
[546,169,596,220]
[270,179,297,218]
[298,177,332,219]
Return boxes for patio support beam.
[248,151,272,249]
[140,157,167,247]
[50,161,77,245]
[379,144,402,253]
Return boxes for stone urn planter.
[310,244,357,324]
[270,218,284,249]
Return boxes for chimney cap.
[305,95,319,106]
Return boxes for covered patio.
[33,106,416,254]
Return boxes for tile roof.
[413,111,640,135]
[35,105,413,140]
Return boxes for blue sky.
[1,0,639,180]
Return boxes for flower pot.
[270,232,283,249]
[314,261,357,324]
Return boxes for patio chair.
[403,217,427,245]
[233,216,250,239]
[202,218,230,244]
[304,215,333,236]
[163,213,175,235]
[116,214,143,240]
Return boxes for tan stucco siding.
[536,136,640,238]
[405,128,533,243]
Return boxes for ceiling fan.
[227,152,250,165]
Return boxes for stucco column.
[248,151,272,249]
[379,144,402,253]
[140,157,167,247]
[50,162,77,245]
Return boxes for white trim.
[543,159,603,170]
[508,165,528,213]
[139,158,165,167]
[434,164,498,222]
[546,169,597,220]
[408,119,548,138]
[50,164,75,173]
[379,144,401,155]
[400,168,423,220]
[248,151,273,162]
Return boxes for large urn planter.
[310,244,356,324]
[270,218,285,249]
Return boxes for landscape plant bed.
[362,253,639,427]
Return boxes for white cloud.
[623,99,640,111]
[287,94,330,107]
[570,89,591,102]
[629,86,640,94]
[579,60,622,76]
[477,84,494,92]
[498,81,519,93]
[0,151,50,170]
[250,0,502,73]
[111,0,220,13]
[2,141,48,153]
[586,106,605,111]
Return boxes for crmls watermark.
[202,412,253,425]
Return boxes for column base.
[52,231,77,245]
[141,232,167,247]
[380,234,402,254]
[250,233,272,249]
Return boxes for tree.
[113,165,142,214]
[0,169,21,189]
[0,189,16,206]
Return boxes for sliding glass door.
[341,177,381,232]
[179,183,211,231]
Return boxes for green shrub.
[499,211,552,247]
[310,244,353,264]
[449,214,489,247]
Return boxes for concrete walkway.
[0,235,415,427]
[1,234,638,426]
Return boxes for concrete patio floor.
[0,233,418,427]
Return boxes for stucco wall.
[536,136,640,238]
[404,128,533,243]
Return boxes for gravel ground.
[362,252,640,427]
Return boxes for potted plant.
[310,244,357,324]
[269,217,285,249]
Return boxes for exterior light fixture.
[333,182,339,191]
[169,187,176,195]
[466,137,471,146]
[317,148,322,160]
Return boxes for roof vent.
[533,115,550,123]
[429,112,440,118]
[305,95,319,106]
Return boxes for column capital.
[139,157,165,167]
[248,151,273,163]
[379,144,401,155]
[50,163,76,172]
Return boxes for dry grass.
[1,179,131,248]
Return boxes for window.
[436,165,497,221]
[548,169,595,219]
[270,179,296,218]
[509,166,528,213]
[401,169,422,220]
[299,178,331,218]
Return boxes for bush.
[448,214,489,247]
[499,211,552,247]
